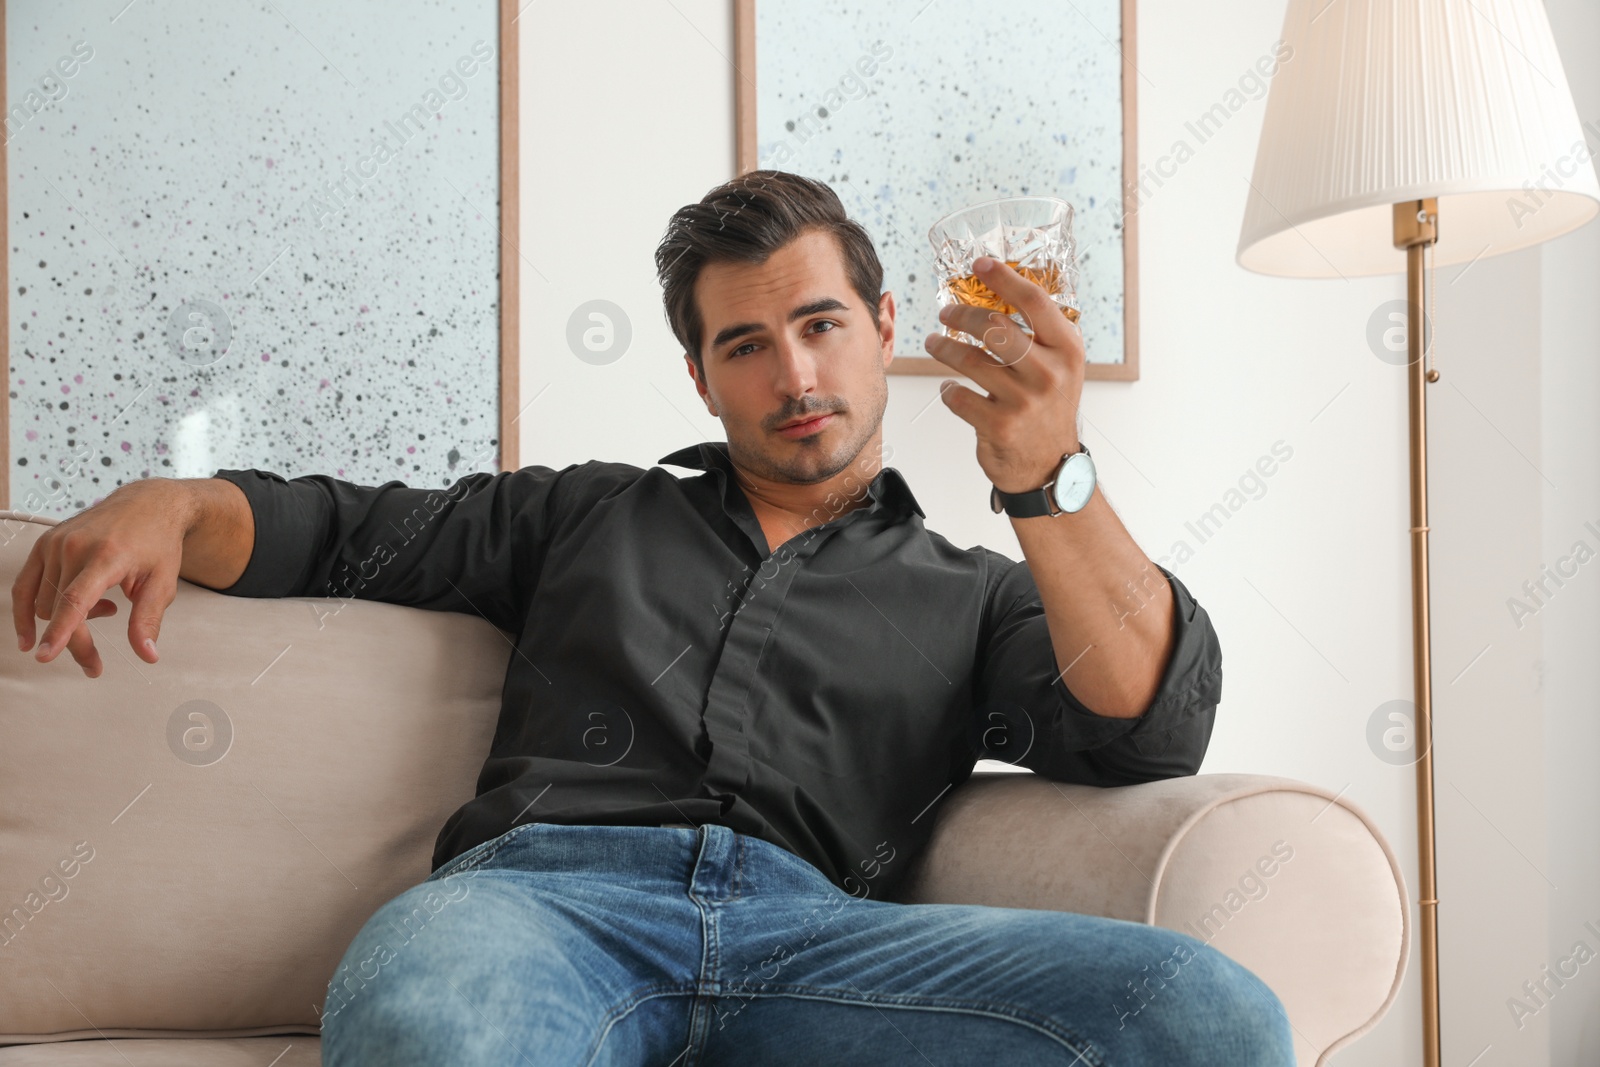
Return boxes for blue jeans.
[319,822,1295,1066]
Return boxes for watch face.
[1052,452,1096,513]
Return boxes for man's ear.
[877,290,897,371]
[685,353,717,417]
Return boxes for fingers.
[966,306,1035,367]
[929,308,1039,399]
[936,378,992,428]
[126,563,178,664]
[34,558,122,665]
[62,606,108,678]
[32,536,61,647]
[31,597,116,677]
[976,258,1078,351]
[924,328,1019,402]
[11,541,44,652]
[11,485,185,677]
[965,310,1035,369]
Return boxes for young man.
[12,170,1293,1065]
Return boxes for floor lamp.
[1235,1,1599,1064]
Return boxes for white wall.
[515,0,739,472]
[517,2,1599,1063]
[1430,0,1600,1062]
[1537,1,1600,1062]
[1432,242,1549,1067]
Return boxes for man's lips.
[776,413,835,438]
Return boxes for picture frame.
[733,0,1140,381]
[0,0,521,512]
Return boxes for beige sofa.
[0,508,1408,1066]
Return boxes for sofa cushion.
[0,1036,321,1065]
[0,511,508,1044]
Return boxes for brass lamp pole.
[1395,197,1440,1067]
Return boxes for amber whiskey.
[944,260,1081,323]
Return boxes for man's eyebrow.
[709,297,851,354]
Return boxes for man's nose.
[771,338,818,397]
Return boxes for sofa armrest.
[892,770,1409,1067]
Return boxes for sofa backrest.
[0,510,509,1044]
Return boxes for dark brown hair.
[655,169,884,372]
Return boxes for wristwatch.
[989,443,1096,518]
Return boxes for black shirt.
[211,440,1221,901]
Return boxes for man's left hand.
[925,256,1084,496]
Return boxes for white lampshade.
[1238,0,1600,278]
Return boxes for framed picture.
[734,0,1140,381]
[0,0,521,514]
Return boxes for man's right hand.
[9,479,196,678]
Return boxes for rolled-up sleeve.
[970,557,1221,786]
[207,463,589,634]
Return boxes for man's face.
[686,228,895,486]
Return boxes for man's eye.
[731,321,835,358]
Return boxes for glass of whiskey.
[928,196,1080,361]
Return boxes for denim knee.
[321,952,499,1066]
[319,873,637,1067]
[1139,936,1297,1067]
[318,878,519,1066]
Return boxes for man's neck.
[728,435,888,547]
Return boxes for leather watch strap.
[989,483,1055,518]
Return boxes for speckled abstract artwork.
[754,0,1129,368]
[6,0,501,518]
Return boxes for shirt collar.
[658,440,925,521]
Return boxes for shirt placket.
[695,448,887,817]
[698,522,834,813]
